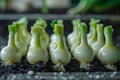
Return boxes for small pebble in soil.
[95,75,100,79]
[27,70,34,75]
[110,72,117,77]
[68,76,74,80]
[53,76,57,80]
[35,75,39,79]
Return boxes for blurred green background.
[0,0,120,14]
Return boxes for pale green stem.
[8,32,16,47]
[104,26,114,46]
[80,24,88,46]
[91,25,97,41]
[57,35,65,49]
[54,24,65,49]
[32,33,41,48]
[97,25,104,42]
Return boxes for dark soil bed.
[0,57,119,77]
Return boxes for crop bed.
[0,14,120,80]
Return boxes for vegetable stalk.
[88,19,100,46]
[74,23,94,70]
[14,23,28,56]
[67,19,81,47]
[49,20,65,53]
[92,24,104,57]
[17,17,31,46]
[50,23,71,71]
[87,19,100,39]
[0,25,22,66]
[34,18,49,48]
[98,26,120,70]
[70,23,81,54]
[26,26,49,64]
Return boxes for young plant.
[0,25,22,66]
[92,24,104,57]
[88,18,100,46]
[87,18,100,39]
[26,26,49,64]
[50,23,71,71]
[49,20,65,53]
[14,23,28,56]
[98,26,120,70]
[70,23,81,55]
[34,18,49,48]
[67,19,81,47]
[50,19,63,41]
[17,17,31,46]
[74,23,94,70]
[35,18,47,29]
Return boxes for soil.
[0,56,119,77]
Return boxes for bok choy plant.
[67,19,81,47]
[13,22,28,56]
[17,17,31,46]
[92,24,104,57]
[0,25,22,66]
[34,18,49,48]
[88,18,100,46]
[26,26,49,64]
[50,23,71,71]
[98,26,120,70]
[74,23,94,70]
